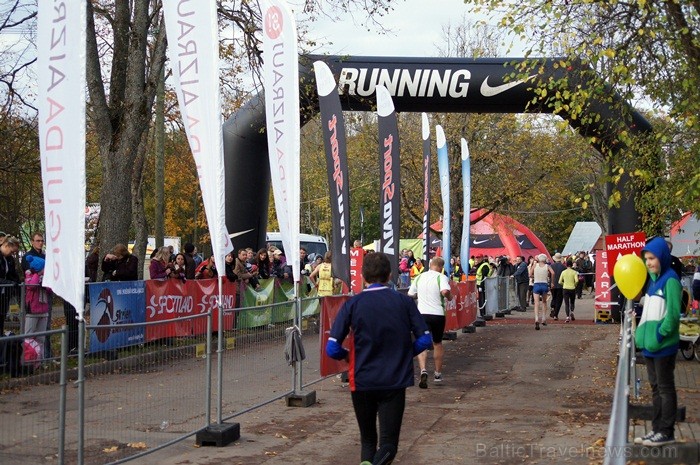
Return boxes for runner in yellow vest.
[310,251,335,296]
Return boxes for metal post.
[205,307,212,427]
[77,319,85,465]
[58,326,68,464]
[294,282,302,392]
[19,284,26,334]
[216,284,224,424]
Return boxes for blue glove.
[413,332,433,356]
[326,338,349,360]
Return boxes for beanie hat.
[26,255,46,272]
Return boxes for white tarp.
[163,0,232,269]
[37,0,87,318]
[260,0,301,283]
[562,222,603,255]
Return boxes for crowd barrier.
[1,275,511,464]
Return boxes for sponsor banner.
[460,138,471,269]
[163,0,232,271]
[320,295,352,377]
[422,113,431,265]
[260,0,301,282]
[315,61,351,288]
[595,250,614,309]
[350,247,365,294]
[37,1,87,317]
[445,281,478,330]
[144,278,236,341]
[376,85,401,285]
[436,125,451,275]
[89,281,146,353]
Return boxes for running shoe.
[535,322,540,330]
[571,313,575,321]
[642,432,675,446]
[434,372,442,383]
[541,321,547,326]
[565,317,570,323]
[419,370,428,389]
[634,430,656,445]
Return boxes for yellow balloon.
[614,253,647,299]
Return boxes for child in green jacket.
[634,237,681,447]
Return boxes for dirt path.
[140,297,620,465]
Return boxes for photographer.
[101,244,139,281]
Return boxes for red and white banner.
[260,0,301,282]
[163,0,232,270]
[595,250,614,310]
[37,0,87,318]
[445,281,478,330]
[320,295,352,377]
[145,279,236,341]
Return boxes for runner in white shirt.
[408,257,453,388]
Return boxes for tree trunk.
[132,130,150,280]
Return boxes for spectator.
[21,231,45,273]
[634,237,682,447]
[23,256,51,355]
[271,250,292,282]
[101,244,139,281]
[224,252,238,282]
[85,245,100,284]
[233,249,259,289]
[409,258,424,283]
[168,245,176,262]
[195,255,217,279]
[325,252,431,465]
[0,235,21,336]
[192,245,203,267]
[398,249,411,288]
[167,253,187,282]
[183,243,197,280]
[149,247,171,280]
[450,257,465,282]
[692,263,700,310]
[475,255,491,315]
[512,256,529,312]
[256,248,271,280]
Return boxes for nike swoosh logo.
[518,240,524,245]
[480,74,537,97]
[473,239,489,245]
[229,228,255,239]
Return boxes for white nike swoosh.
[473,239,489,245]
[480,74,537,97]
[229,228,255,239]
[518,240,524,245]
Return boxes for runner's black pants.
[351,388,405,464]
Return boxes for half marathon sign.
[605,232,646,275]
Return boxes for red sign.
[594,250,613,310]
[320,295,352,377]
[605,232,646,275]
[445,280,478,330]
[350,247,364,294]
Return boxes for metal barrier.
[483,276,518,315]
[603,299,635,465]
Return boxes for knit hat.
[26,255,46,272]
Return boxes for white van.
[265,232,329,258]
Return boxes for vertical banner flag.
[376,85,401,285]
[37,1,87,318]
[421,113,431,266]
[163,0,232,270]
[260,0,301,283]
[436,125,451,275]
[314,61,351,288]
[460,138,471,270]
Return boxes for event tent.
[423,209,550,260]
[670,212,700,257]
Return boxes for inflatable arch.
[222,55,651,252]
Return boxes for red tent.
[422,209,550,260]
[670,212,700,257]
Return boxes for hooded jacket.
[635,237,681,358]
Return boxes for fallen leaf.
[103,446,119,453]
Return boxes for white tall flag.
[260,0,301,283]
[37,0,87,318]
[163,0,232,270]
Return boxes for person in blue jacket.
[633,237,682,447]
[326,252,432,465]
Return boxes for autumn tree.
[462,0,700,235]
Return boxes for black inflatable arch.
[222,55,651,252]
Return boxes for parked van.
[265,232,328,258]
